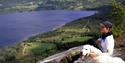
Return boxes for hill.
[0,0,125,63]
[0,0,124,13]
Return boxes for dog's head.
[80,45,96,60]
[82,45,91,55]
[80,45,102,60]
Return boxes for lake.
[0,10,97,47]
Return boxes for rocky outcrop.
[38,46,83,63]
[38,45,125,63]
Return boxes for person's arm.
[101,36,114,56]
[96,38,101,43]
[95,38,101,48]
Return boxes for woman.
[96,21,114,56]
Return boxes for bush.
[109,0,125,38]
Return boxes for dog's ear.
[89,46,94,53]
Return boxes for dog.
[74,45,125,63]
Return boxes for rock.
[38,45,125,63]
[38,46,83,63]
[119,41,125,47]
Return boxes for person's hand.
[95,38,101,48]
[95,38,101,43]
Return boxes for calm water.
[0,10,97,47]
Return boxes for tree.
[109,0,125,38]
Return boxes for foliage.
[0,0,123,13]
[108,0,125,38]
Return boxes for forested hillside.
[0,0,124,12]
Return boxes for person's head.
[100,21,112,34]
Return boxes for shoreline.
[0,10,97,48]
[0,9,99,63]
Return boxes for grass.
[62,36,92,43]
[21,42,57,55]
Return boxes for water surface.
[0,10,97,47]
